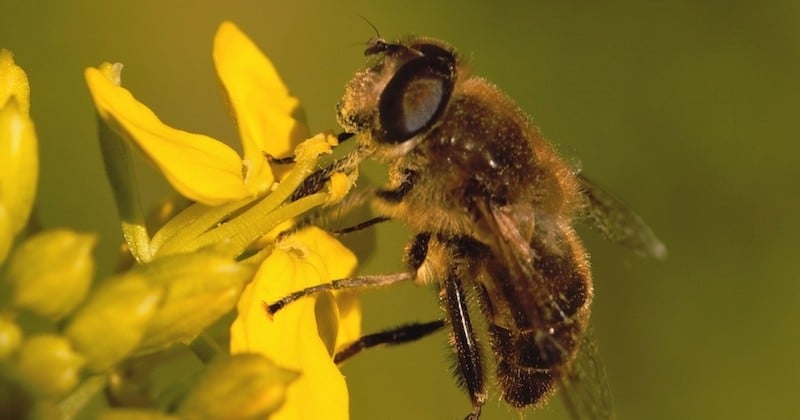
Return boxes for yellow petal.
[231,227,358,420]
[213,21,310,191]
[85,64,251,205]
[292,226,361,349]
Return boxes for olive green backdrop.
[2,1,797,419]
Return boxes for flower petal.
[231,227,358,420]
[85,64,252,205]
[213,21,310,189]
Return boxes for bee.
[268,35,665,419]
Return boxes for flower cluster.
[0,22,360,419]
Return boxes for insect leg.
[330,216,391,235]
[264,272,415,317]
[375,169,417,203]
[443,273,486,419]
[333,319,446,364]
[265,154,296,164]
[290,133,361,201]
[265,132,356,165]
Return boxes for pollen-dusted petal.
[213,21,310,193]
[231,227,357,420]
[85,66,252,206]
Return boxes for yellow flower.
[231,227,359,420]
[85,21,308,206]
[85,21,361,418]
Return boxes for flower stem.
[96,114,151,262]
[58,374,106,420]
[190,332,225,363]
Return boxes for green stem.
[189,332,224,363]
[58,374,106,420]
[96,115,151,263]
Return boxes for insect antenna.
[357,14,381,39]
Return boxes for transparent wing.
[476,199,611,415]
[577,174,667,259]
[558,325,616,420]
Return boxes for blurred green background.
[2,1,798,419]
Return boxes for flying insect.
[268,35,665,419]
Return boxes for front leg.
[375,169,418,203]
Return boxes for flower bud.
[14,334,84,398]
[0,49,30,113]
[134,249,254,354]
[65,273,162,371]
[0,50,38,239]
[6,229,97,320]
[178,353,297,420]
[0,315,22,359]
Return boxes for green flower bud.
[178,353,297,420]
[0,314,23,358]
[0,50,38,240]
[65,272,162,372]
[6,229,97,320]
[14,334,84,398]
[134,250,254,354]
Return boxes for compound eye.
[411,42,453,62]
[377,58,453,143]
